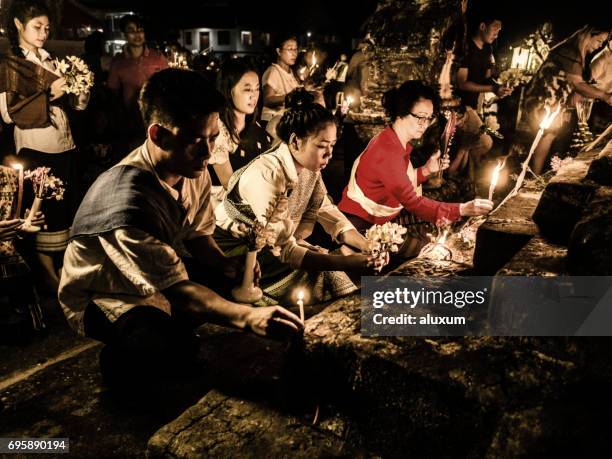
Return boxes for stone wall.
[349,0,462,143]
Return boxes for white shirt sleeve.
[316,194,356,241]
[263,66,283,94]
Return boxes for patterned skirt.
[213,226,357,306]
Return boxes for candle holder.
[231,250,263,303]
[20,197,42,233]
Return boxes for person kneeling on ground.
[58,69,303,392]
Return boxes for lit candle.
[11,163,23,219]
[340,95,354,115]
[308,51,318,76]
[488,158,506,201]
[492,103,561,213]
[297,290,305,322]
[527,104,561,161]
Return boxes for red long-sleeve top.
[338,127,461,225]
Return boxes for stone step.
[497,236,567,276]
[491,237,569,335]
[473,190,542,274]
[585,139,612,185]
[532,149,601,245]
[147,390,362,458]
[568,186,612,275]
[302,296,612,457]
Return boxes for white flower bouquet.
[365,222,407,258]
[21,167,65,232]
[56,56,94,95]
[25,167,64,201]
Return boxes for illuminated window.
[241,31,253,46]
[200,31,210,50]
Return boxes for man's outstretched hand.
[245,305,304,339]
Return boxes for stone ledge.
[147,390,359,458]
[497,236,567,276]
[303,294,608,457]
[532,149,601,245]
[568,186,612,275]
[474,190,542,274]
[585,139,612,185]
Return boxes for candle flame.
[311,50,317,67]
[11,163,23,170]
[346,95,354,106]
[297,290,304,301]
[539,103,561,130]
[490,158,506,190]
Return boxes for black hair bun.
[285,87,315,111]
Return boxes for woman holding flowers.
[338,80,493,258]
[215,89,384,305]
[0,0,89,291]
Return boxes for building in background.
[179,26,270,56]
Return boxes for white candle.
[11,163,23,219]
[491,103,562,214]
[297,290,305,322]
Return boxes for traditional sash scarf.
[0,53,60,129]
[70,165,187,246]
[223,144,326,233]
[346,137,422,218]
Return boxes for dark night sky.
[80,0,609,47]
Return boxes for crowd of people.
[0,0,610,396]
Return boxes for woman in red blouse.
[338,80,493,256]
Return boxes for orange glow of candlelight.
[311,50,317,67]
